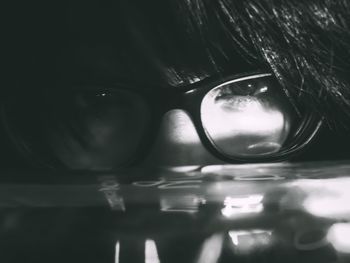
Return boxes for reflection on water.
[196,234,223,263]
[145,239,160,263]
[327,223,350,254]
[228,230,272,253]
[299,178,350,219]
[115,241,120,263]
[160,194,206,213]
[221,195,263,217]
[0,161,350,262]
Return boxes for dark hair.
[7,0,350,124]
[118,0,350,126]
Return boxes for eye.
[2,87,152,170]
[200,74,303,158]
[47,88,152,169]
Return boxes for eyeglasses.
[1,72,322,170]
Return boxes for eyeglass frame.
[2,71,323,169]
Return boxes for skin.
[141,109,223,167]
[48,45,290,169]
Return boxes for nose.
[142,109,222,167]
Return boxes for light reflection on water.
[327,223,350,254]
[0,161,350,262]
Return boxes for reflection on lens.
[201,74,294,158]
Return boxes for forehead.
[17,1,260,90]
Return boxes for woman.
[3,0,350,171]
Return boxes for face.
[3,2,350,263]
[3,56,319,170]
[3,0,350,171]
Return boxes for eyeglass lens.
[200,75,298,158]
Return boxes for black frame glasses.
[1,72,323,170]
[126,72,322,165]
